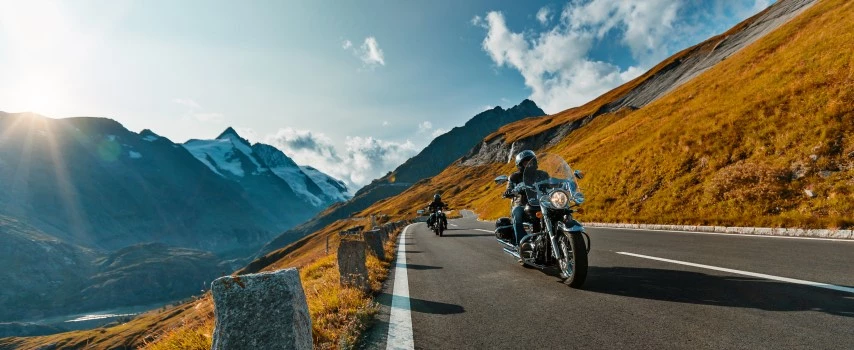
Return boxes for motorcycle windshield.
[522,153,583,206]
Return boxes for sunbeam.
[40,117,91,242]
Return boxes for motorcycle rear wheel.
[558,231,588,288]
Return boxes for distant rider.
[426,194,448,229]
[503,150,549,246]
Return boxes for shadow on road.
[439,233,495,238]
[581,266,854,318]
[376,293,466,315]
[398,263,442,270]
[356,292,466,349]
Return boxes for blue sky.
[0,0,771,189]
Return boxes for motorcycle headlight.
[550,191,569,208]
[573,192,585,205]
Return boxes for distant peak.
[216,127,241,140]
[140,129,159,136]
[216,126,253,149]
[509,98,545,116]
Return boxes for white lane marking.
[450,224,458,227]
[474,229,493,233]
[596,227,854,243]
[617,252,854,295]
[387,225,415,350]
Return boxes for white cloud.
[265,128,419,189]
[360,37,385,66]
[417,121,433,133]
[343,36,386,68]
[536,7,551,25]
[563,0,681,66]
[475,0,769,114]
[382,121,390,126]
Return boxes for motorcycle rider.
[503,150,550,246]
[426,193,448,230]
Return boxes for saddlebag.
[494,217,514,241]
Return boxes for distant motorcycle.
[429,209,448,237]
[494,153,590,288]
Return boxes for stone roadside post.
[337,239,370,292]
[211,268,312,350]
[363,229,385,260]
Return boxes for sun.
[1,0,75,115]
[14,73,67,116]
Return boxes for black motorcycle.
[429,209,448,237]
[494,153,590,288]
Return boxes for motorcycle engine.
[519,234,544,261]
[519,241,535,260]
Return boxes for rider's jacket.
[504,168,550,207]
[427,200,447,213]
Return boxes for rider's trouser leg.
[511,206,526,245]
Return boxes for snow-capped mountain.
[253,143,350,207]
[184,127,267,179]
[300,165,351,202]
[183,127,350,209]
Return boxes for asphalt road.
[360,214,854,350]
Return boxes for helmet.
[433,193,441,201]
[515,150,536,170]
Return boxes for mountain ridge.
[0,115,347,325]
[256,98,545,256]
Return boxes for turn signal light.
[536,212,543,219]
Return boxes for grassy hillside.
[368,0,853,229]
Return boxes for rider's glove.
[502,189,514,198]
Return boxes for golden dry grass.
[367,0,854,229]
[138,224,403,350]
[0,295,214,350]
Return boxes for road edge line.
[386,224,415,350]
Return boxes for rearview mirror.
[494,175,508,185]
[574,170,584,180]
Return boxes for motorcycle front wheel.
[558,231,588,288]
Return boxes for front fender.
[558,220,585,233]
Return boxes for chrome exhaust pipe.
[502,247,521,258]
[496,238,517,250]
